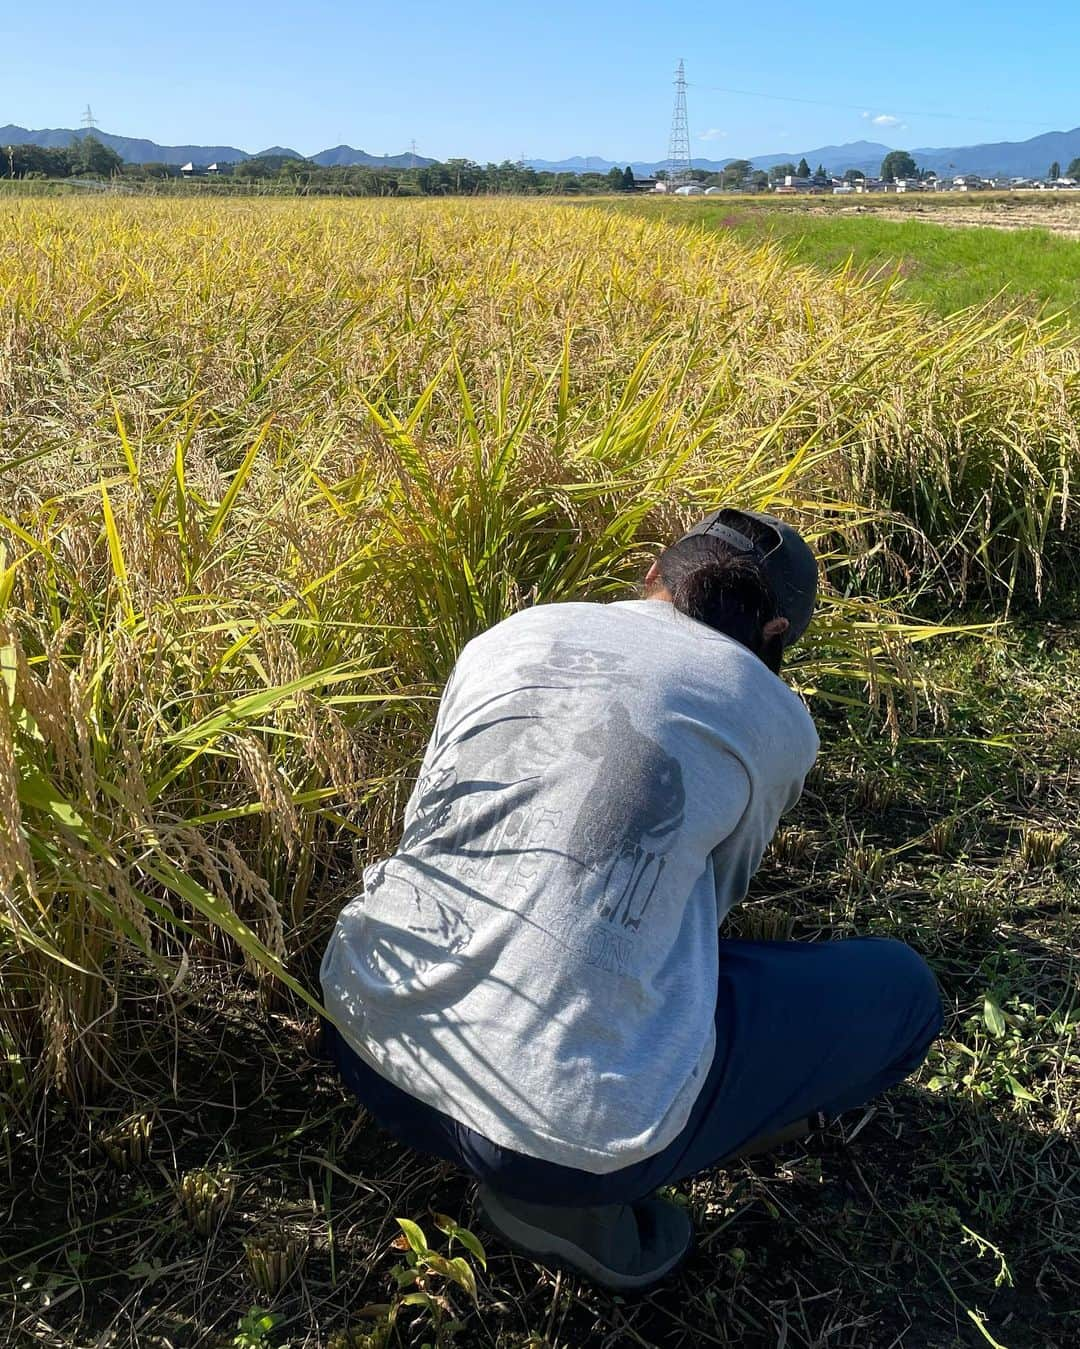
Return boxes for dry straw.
[0,198,1076,1108]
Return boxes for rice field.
[617,195,1080,321]
[1,198,1078,1347]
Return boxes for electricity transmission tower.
[408,139,419,167]
[81,104,99,132]
[665,59,691,188]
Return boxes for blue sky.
[3,1,1077,161]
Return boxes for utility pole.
[665,59,692,190]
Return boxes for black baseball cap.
[677,508,818,646]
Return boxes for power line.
[666,59,692,187]
[686,81,1059,131]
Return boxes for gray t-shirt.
[320,599,818,1173]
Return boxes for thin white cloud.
[698,128,728,141]
[861,112,906,129]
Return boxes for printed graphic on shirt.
[567,702,685,930]
[361,861,477,987]
[382,639,686,974]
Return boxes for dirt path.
[838,201,1080,236]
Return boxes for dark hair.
[653,534,779,654]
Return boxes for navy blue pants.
[326,936,943,1205]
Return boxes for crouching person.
[320,509,943,1291]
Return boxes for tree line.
[8,137,1080,194]
[0,140,802,191]
[0,139,651,195]
[3,138,126,178]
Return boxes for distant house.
[952,174,984,192]
[180,161,225,177]
[832,183,855,195]
[893,178,924,193]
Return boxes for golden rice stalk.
[0,196,1076,1111]
[243,1226,307,1294]
[179,1166,235,1237]
[100,1110,153,1171]
[1019,827,1067,868]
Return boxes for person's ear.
[644,560,661,589]
[760,616,790,674]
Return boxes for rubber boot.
[477,1184,693,1292]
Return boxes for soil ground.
[3,625,1078,1349]
[835,201,1080,236]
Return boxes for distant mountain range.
[527,147,893,177]
[312,143,433,168]
[530,129,1080,179]
[911,128,1080,178]
[527,142,901,177]
[0,125,435,169]
[3,121,1079,178]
